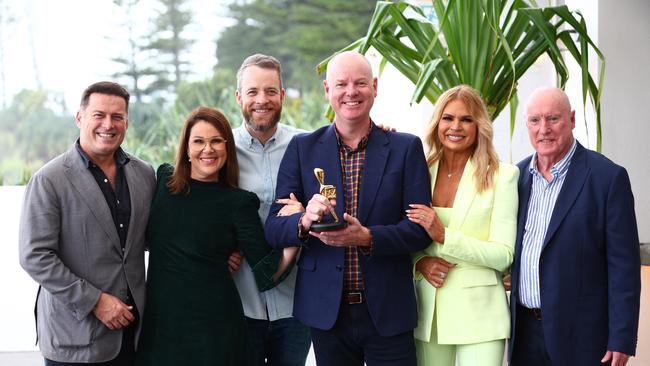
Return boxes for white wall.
[0,186,39,352]
[368,49,433,139]
[599,0,650,243]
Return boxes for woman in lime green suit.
[407,85,518,366]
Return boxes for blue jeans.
[245,316,311,366]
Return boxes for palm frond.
[319,0,604,151]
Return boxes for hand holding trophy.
[310,168,347,232]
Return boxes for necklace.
[444,162,455,179]
[444,161,458,179]
[442,157,465,179]
[442,155,468,180]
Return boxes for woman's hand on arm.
[502,273,511,291]
[227,249,243,274]
[406,204,445,243]
[276,193,304,217]
[375,123,397,133]
[415,256,455,288]
[273,246,300,282]
[270,192,303,280]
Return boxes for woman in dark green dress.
[136,107,296,366]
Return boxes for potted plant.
[318,0,604,150]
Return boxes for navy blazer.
[265,123,432,336]
[509,142,640,365]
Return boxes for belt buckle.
[532,308,542,320]
[347,292,363,304]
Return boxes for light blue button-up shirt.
[518,139,577,309]
[232,123,306,321]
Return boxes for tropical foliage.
[217,0,378,94]
[319,0,604,150]
[3,0,371,185]
[0,90,75,184]
[0,84,328,185]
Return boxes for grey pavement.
[0,350,318,366]
[0,352,41,366]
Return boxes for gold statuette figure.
[311,168,346,231]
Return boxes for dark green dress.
[136,164,279,366]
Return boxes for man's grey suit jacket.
[19,145,155,363]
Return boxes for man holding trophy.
[265,51,432,366]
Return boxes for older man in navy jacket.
[265,51,431,366]
[509,87,640,366]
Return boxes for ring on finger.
[439,272,446,279]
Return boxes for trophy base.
[310,221,347,232]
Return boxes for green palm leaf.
[319,0,604,151]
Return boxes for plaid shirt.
[336,124,371,292]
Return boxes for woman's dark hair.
[167,107,239,194]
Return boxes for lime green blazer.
[413,160,518,344]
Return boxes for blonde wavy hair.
[424,85,499,193]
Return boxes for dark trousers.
[44,323,136,366]
[511,304,553,366]
[310,301,416,366]
[245,316,312,366]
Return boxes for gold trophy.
[310,168,347,232]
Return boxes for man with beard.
[229,54,312,366]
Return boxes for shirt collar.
[75,138,130,169]
[334,120,373,151]
[238,122,280,148]
[528,138,577,178]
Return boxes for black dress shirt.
[75,140,132,249]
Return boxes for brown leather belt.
[521,306,542,320]
[343,291,364,304]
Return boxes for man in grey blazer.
[19,81,156,365]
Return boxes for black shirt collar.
[75,138,130,169]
